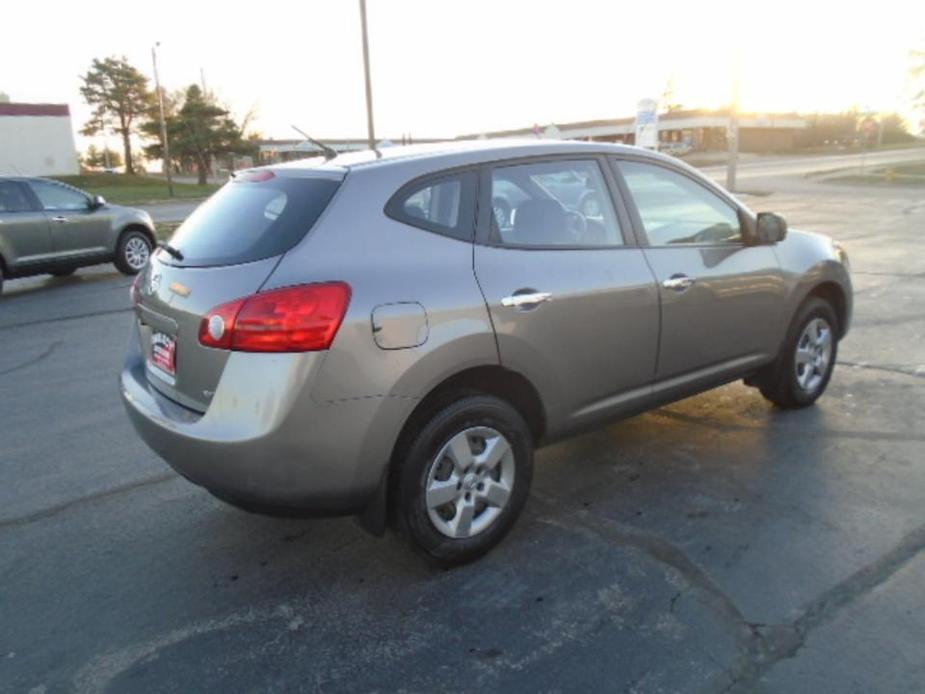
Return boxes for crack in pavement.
[0,472,177,531]
[529,497,779,689]
[531,495,925,694]
[718,522,925,693]
[652,409,925,443]
[0,307,132,332]
[840,360,925,379]
[851,313,925,328]
[0,339,63,376]
[851,270,925,278]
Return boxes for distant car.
[122,140,852,564]
[0,176,156,294]
[659,142,693,157]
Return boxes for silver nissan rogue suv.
[121,140,852,564]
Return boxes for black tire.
[392,394,533,565]
[758,297,839,408]
[114,229,152,275]
[51,268,76,277]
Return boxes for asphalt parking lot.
[1,178,924,693]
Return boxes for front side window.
[617,161,741,245]
[29,180,90,211]
[0,181,33,212]
[387,171,476,241]
[491,160,623,247]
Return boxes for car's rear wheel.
[115,230,152,275]
[393,394,533,565]
[758,297,838,408]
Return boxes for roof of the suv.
[271,139,676,174]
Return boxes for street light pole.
[726,76,739,193]
[359,0,377,151]
[151,42,174,197]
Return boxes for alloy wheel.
[425,426,515,539]
[794,317,832,393]
[125,237,150,271]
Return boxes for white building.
[0,102,79,176]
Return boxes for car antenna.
[291,125,337,160]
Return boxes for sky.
[3,0,924,150]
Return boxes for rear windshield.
[162,173,341,267]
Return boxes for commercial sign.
[635,98,659,150]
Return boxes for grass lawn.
[890,161,925,176]
[51,174,220,205]
[155,221,182,241]
[824,160,925,187]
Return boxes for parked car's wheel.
[114,229,152,275]
[51,268,76,277]
[393,394,533,565]
[758,297,838,408]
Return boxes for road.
[138,146,925,224]
[1,167,924,693]
[699,146,925,183]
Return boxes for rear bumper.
[120,325,416,514]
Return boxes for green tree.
[81,144,123,169]
[911,48,925,134]
[143,85,249,184]
[79,57,153,175]
[879,113,916,144]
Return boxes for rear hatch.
[134,168,343,412]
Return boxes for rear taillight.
[198,282,351,352]
[130,272,144,305]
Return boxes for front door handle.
[501,291,552,308]
[662,275,696,291]
[51,216,68,223]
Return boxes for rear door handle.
[51,216,68,223]
[662,275,696,291]
[501,292,552,308]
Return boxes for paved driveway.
[1,180,923,693]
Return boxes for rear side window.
[0,181,33,212]
[386,170,477,241]
[490,159,624,247]
[164,173,341,267]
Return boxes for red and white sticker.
[150,332,177,376]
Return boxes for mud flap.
[356,465,389,537]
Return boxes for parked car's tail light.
[130,272,144,305]
[198,282,351,352]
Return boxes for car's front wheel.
[393,394,533,565]
[114,229,152,275]
[758,297,839,408]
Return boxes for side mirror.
[755,212,787,244]
[89,194,106,209]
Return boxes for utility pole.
[726,76,739,192]
[152,42,174,197]
[359,0,376,151]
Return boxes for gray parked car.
[0,176,156,293]
[121,140,852,564]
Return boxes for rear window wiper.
[158,241,184,261]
